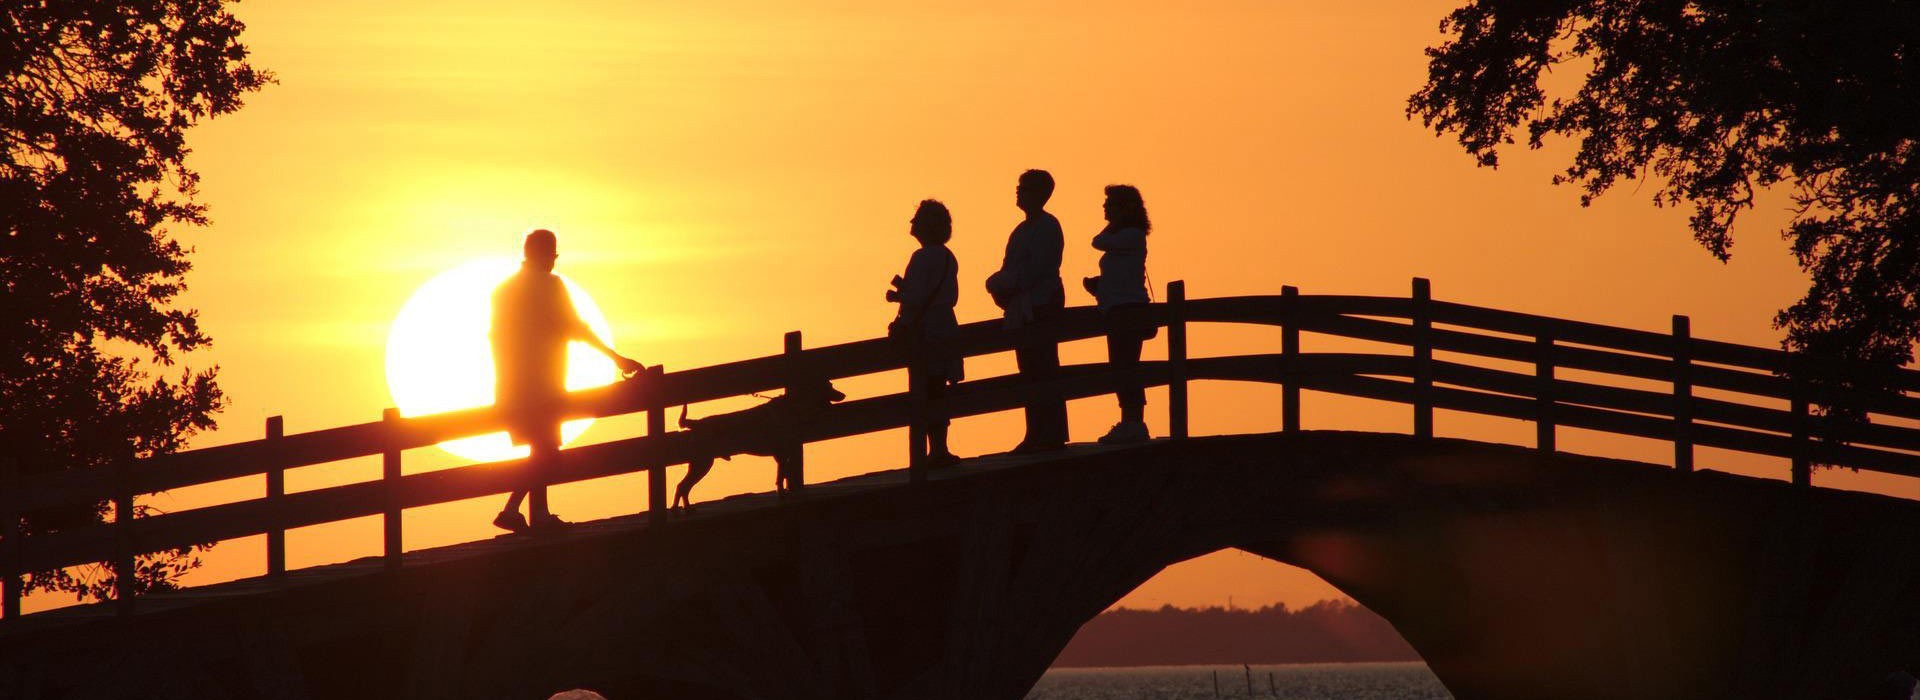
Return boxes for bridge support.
[112,463,133,615]
[1,457,17,621]
[1672,315,1693,472]
[1792,392,1812,486]
[383,408,401,570]
[909,360,928,483]
[785,332,807,489]
[646,365,667,517]
[1282,286,1299,433]
[1412,278,1432,440]
[1535,335,1555,453]
[1167,280,1188,440]
[267,415,286,579]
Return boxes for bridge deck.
[0,438,1156,638]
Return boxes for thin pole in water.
[1244,665,1253,695]
[1269,671,1276,696]
[1213,670,1221,697]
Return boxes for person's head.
[910,199,952,246]
[1103,184,1150,233]
[522,229,558,272]
[1016,169,1054,212]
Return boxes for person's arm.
[898,249,940,318]
[560,288,645,375]
[986,226,1025,299]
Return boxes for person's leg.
[1104,329,1133,419]
[494,486,530,532]
[927,378,954,460]
[1037,334,1068,444]
[1100,329,1138,443]
[528,439,558,520]
[495,429,531,532]
[1034,304,1069,444]
[1118,332,1146,425]
[1013,341,1042,446]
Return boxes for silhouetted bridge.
[6,280,1920,700]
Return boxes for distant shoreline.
[1048,600,1421,668]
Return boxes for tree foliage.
[1,1,268,600]
[1409,1,1920,378]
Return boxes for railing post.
[784,331,806,489]
[1282,285,1300,434]
[1791,370,1811,487]
[647,365,667,518]
[1412,278,1433,440]
[908,362,928,484]
[266,416,286,579]
[1536,334,1556,453]
[1167,280,1189,440]
[382,408,401,571]
[1672,316,1693,472]
[1,457,19,621]
[113,461,134,615]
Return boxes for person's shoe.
[1099,421,1151,445]
[925,451,961,468]
[530,513,572,533]
[492,510,529,534]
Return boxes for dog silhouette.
[673,377,846,510]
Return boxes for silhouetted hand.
[1082,276,1100,296]
[615,356,644,377]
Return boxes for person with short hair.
[986,169,1069,452]
[887,199,964,466]
[491,229,644,533]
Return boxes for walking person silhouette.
[491,229,644,533]
[887,199,963,467]
[986,169,1068,452]
[1083,185,1154,444]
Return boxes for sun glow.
[385,259,619,462]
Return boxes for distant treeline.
[1052,600,1421,668]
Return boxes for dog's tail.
[678,404,693,429]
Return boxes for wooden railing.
[6,277,1920,620]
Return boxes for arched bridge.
[5,280,1920,700]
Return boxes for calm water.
[1025,663,1453,700]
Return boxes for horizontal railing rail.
[7,277,1920,620]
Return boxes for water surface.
[1025,663,1453,700]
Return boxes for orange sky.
[28,1,1918,614]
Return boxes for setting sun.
[384,258,619,461]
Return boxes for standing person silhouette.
[986,169,1068,452]
[887,199,963,466]
[491,229,644,533]
[1083,185,1153,444]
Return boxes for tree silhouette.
[1409,2,1920,389]
[2,1,269,600]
